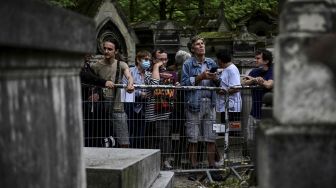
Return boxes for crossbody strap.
[113,60,120,97]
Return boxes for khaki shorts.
[185,99,217,143]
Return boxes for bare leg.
[188,142,198,167]
[214,144,221,162]
[207,142,216,167]
[120,144,129,148]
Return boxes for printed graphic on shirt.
[153,73,176,113]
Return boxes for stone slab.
[0,0,95,53]
[84,148,160,188]
[257,120,336,188]
[150,171,174,188]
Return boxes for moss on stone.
[198,32,236,40]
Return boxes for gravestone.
[257,0,336,188]
[0,0,95,187]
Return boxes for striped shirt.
[144,70,174,122]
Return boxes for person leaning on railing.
[90,39,134,148]
[242,49,274,157]
[144,48,177,170]
[123,50,151,149]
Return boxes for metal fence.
[81,83,262,173]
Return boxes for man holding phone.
[181,36,222,181]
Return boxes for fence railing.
[81,83,264,172]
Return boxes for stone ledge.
[150,171,174,188]
[257,120,336,188]
[0,0,95,53]
[84,148,161,188]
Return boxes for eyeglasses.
[103,47,114,51]
[157,58,168,62]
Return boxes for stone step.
[150,171,174,188]
[84,147,160,188]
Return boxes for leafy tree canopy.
[48,0,278,26]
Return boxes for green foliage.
[224,0,278,22]
[49,0,77,8]
[47,0,277,26]
[117,0,277,25]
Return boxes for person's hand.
[242,75,254,81]
[88,93,99,102]
[255,77,265,85]
[140,90,147,99]
[159,72,172,79]
[242,75,259,85]
[217,89,226,95]
[153,60,164,69]
[105,81,114,89]
[201,70,217,80]
[126,84,134,93]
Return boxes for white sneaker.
[215,158,224,168]
[163,160,173,170]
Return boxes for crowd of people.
[80,36,274,179]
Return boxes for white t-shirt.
[216,64,242,112]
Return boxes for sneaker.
[187,173,197,181]
[163,160,173,170]
[210,170,223,181]
[215,158,224,168]
[208,166,224,181]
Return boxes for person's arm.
[123,68,134,93]
[242,75,257,86]
[227,69,241,94]
[261,79,273,89]
[152,61,163,80]
[181,62,192,86]
[195,72,206,85]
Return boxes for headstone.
[257,1,336,188]
[0,0,95,187]
[274,0,336,124]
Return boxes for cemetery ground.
[173,136,255,188]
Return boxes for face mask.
[141,60,151,70]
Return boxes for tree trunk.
[130,0,135,22]
[159,0,167,20]
[198,0,205,16]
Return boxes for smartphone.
[210,66,218,73]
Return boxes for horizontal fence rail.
[81,83,264,172]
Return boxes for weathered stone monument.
[94,0,138,65]
[257,0,336,187]
[0,0,95,187]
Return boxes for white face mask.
[141,59,151,70]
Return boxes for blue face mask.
[141,60,151,70]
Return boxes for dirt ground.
[172,165,255,188]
